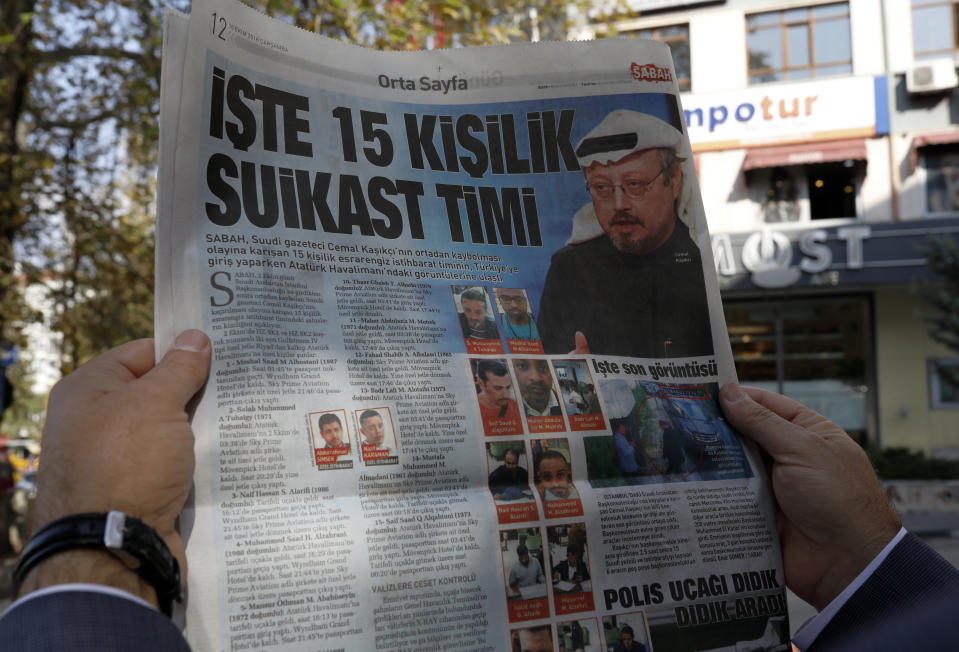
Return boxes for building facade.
[580,0,959,453]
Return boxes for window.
[913,0,959,60]
[808,162,858,219]
[923,146,959,214]
[625,24,691,91]
[751,163,860,223]
[747,3,852,84]
[928,358,959,408]
[726,296,874,444]
[762,167,801,223]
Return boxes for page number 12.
[211,13,227,40]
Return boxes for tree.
[1,0,612,428]
[0,0,176,434]
[250,0,585,49]
[0,0,37,348]
[919,235,959,354]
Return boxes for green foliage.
[869,446,959,480]
[246,0,586,49]
[0,363,44,440]
[0,0,173,416]
[1,0,614,407]
[918,236,959,354]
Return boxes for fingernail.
[173,329,209,352]
[720,383,746,404]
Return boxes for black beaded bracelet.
[14,511,182,617]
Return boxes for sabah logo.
[630,62,673,83]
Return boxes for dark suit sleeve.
[0,590,192,651]
[809,532,959,651]
[578,559,591,581]
[537,251,576,355]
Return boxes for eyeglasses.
[497,295,526,304]
[586,167,665,200]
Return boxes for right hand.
[719,383,900,611]
[570,331,590,355]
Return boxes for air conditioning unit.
[906,58,959,94]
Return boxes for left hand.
[21,331,211,605]
[570,331,590,354]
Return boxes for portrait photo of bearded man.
[493,287,540,342]
[537,110,714,359]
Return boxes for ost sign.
[711,226,871,289]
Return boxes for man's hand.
[20,331,211,607]
[719,384,900,611]
[571,331,590,355]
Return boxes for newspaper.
[157,1,789,650]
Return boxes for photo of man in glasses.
[537,110,713,359]
[494,287,540,342]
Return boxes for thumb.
[140,330,212,410]
[573,331,590,354]
[719,383,808,459]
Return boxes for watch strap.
[14,511,182,617]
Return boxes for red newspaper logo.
[630,62,674,83]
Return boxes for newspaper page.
[157,1,790,650]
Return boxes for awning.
[909,130,959,171]
[742,139,867,171]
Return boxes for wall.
[875,289,958,452]
[689,9,746,93]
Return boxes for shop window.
[923,146,959,214]
[762,167,801,223]
[625,24,691,91]
[752,163,859,223]
[928,358,959,408]
[725,297,874,445]
[808,162,857,219]
[747,3,852,84]
[913,0,959,60]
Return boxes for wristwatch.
[14,511,182,617]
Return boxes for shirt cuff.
[1,583,156,618]
[792,527,907,651]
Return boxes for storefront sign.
[711,217,959,292]
[682,76,888,150]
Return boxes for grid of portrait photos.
[457,282,612,650]
[455,282,765,650]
